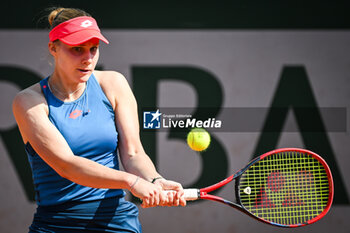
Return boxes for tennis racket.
[171,148,333,227]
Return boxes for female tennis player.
[12,7,186,233]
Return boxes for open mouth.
[78,69,91,73]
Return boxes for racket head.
[238,148,333,227]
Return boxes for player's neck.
[49,72,86,101]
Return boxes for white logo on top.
[81,20,93,28]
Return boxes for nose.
[82,50,94,64]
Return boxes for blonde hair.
[47,7,91,29]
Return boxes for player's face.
[50,39,100,83]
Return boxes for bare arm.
[12,85,137,191]
[96,71,186,207]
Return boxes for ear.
[48,42,57,56]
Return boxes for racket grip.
[163,188,200,201]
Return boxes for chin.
[77,71,93,81]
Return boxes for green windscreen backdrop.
[1,0,350,29]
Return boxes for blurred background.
[1,1,349,232]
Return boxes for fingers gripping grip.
[164,189,200,201]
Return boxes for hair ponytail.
[47,7,91,29]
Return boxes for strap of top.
[39,77,50,100]
[38,74,113,112]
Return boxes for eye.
[90,46,98,53]
[72,47,83,53]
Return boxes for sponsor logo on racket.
[244,187,251,195]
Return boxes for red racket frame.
[195,148,334,227]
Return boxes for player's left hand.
[153,179,187,207]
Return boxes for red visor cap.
[49,16,109,46]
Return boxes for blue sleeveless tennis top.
[25,73,124,206]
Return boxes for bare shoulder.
[12,83,47,115]
[93,70,129,88]
[93,70,134,109]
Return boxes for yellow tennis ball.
[187,128,211,152]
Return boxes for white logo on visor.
[81,20,93,28]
